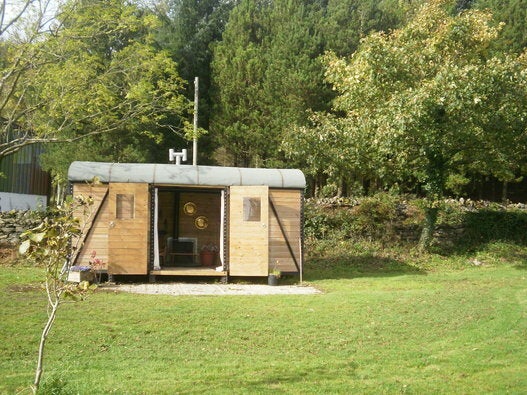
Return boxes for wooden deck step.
[150,267,227,276]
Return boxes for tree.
[474,0,527,53]
[19,195,95,394]
[152,0,237,163]
[0,0,59,157]
[285,0,527,249]
[211,0,330,167]
[210,0,270,166]
[155,0,236,126]
[210,0,420,171]
[321,0,418,57]
[0,0,188,161]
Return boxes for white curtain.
[153,188,160,270]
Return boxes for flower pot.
[200,251,216,266]
[67,270,94,283]
[268,274,278,286]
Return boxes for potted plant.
[200,243,218,266]
[67,265,94,283]
[268,261,281,286]
[89,250,105,284]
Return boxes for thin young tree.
[19,195,95,394]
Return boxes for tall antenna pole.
[193,77,199,166]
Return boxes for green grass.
[1,242,526,394]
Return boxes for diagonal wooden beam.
[71,188,109,266]
[269,196,300,273]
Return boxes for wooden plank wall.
[72,184,109,270]
[178,191,221,251]
[269,189,302,273]
[108,183,149,274]
[229,186,269,276]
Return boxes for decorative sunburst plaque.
[183,202,197,216]
[194,216,208,230]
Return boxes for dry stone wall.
[0,210,43,246]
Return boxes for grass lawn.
[1,242,526,394]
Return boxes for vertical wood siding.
[72,184,110,269]
[108,183,149,275]
[269,189,302,273]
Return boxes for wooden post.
[193,77,198,166]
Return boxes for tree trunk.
[33,298,60,394]
[418,206,439,252]
[502,181,508,204]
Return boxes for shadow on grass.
[304,253,425,281]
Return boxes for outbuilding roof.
[68,161,306,189]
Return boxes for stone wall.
[0,210,43,246]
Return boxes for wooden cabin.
[68,161,305,281]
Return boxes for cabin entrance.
[154,187,223,271]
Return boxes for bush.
[349,194,400,241]
[304,194,527,254]
[305,193,408,244]
[463,209,527,247]
[304,201,335,239]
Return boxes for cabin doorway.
[154,188,223,270]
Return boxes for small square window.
[116,194,134,219]
[243,197,261,221]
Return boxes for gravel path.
[104,282,321,296]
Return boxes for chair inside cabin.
[163,237,199,267]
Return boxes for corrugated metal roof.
[68,161,306,189]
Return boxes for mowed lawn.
[1,252,526,394]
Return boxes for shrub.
[305,193,408,244]
[463,209,527,247]
[305,194,527,254]
[349,193,400,241]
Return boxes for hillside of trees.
[2,0,527,202]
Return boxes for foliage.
[304,201,336,240]
[462,209,527,247]
[305,193,405,243]
[5,0,527,203]
[210,0,420,168]
[321,0,419,57]
[288,0,527,249]
[305,195,527,256]
[474,0,527,53]
[0,0,188,166]
[211,0,331,167]
[349,193,400,241]
[19,195,96,394]
[155,0,236,141]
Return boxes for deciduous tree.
[0,0,188,161]
[285,0,527,249]
[20,195,95,394]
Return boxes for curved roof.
[68,161,306,189]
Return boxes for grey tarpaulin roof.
[68,161,306,189]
